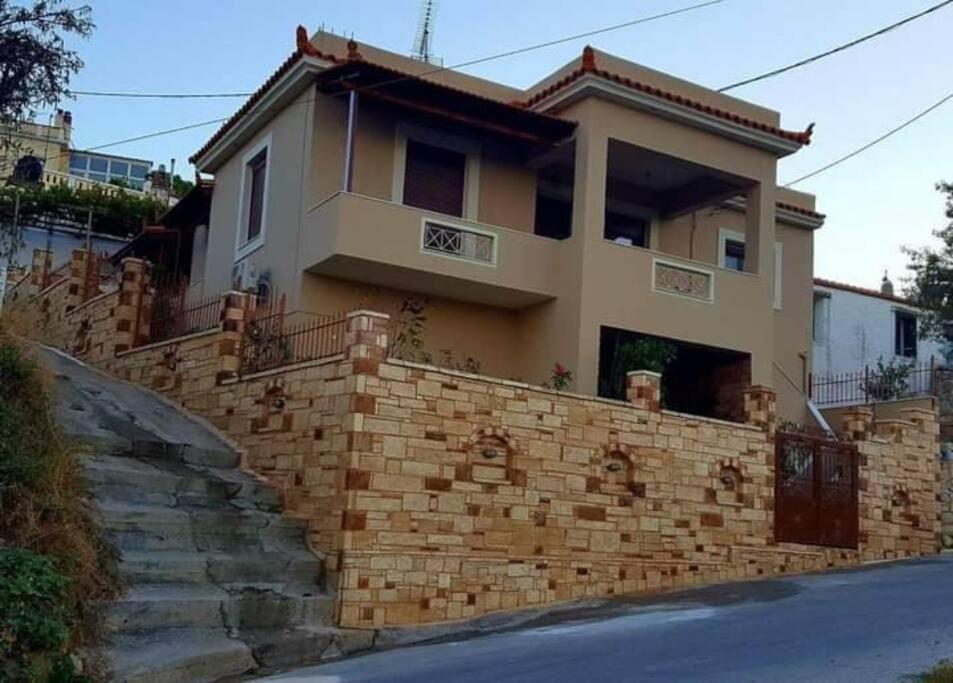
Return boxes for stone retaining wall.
[5,251,942,629]
[943,459,953,549]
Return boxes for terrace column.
[569,114,609,396]
[743,181,776,388]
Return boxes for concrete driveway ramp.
[38,348,373,681]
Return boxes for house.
[1,110,155,195]
[185,27,826,423]
[812,276,945,377]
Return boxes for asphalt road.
[261,554,953,683]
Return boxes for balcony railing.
[810,359,938,406]
[42,170,147,198]
[421,221,496,265]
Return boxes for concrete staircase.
[40,348,373,682]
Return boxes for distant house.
[812,276,945,378]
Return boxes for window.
[130,164,148,179]
[245,150,267,242]
[724,240,745,271]
[403,140,466,217]
[718,229,746,271]
[895,311,917,358]
[69,154,88,173]
[235,135,270,259]
[109,160,129,178]
[813,293,829,343]
[88,157,107,173]
[604,211,648,247]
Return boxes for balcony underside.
[307,254,554,309]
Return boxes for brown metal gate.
[775,427,859,548]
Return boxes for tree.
[171,174,194,199]
[905,182,953,340]
[0,1,93,120]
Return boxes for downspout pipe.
[343,89,358,192]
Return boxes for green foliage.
[0,332,120,680]
[862,356,915,401]
[0,548,79,683]
[171,174,194,199]
[907,661,953,683]
[0,1,94,121]
[905,181,953,340]
[0,184,166,256]
[0,342,52,488]
[436,349,481,374]
[600,337,677,400]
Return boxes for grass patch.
[0,327,121,681]
[909,661,953,682]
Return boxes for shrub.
[0,330,120,680]
[862,356,915,401]
[0,548,83,682]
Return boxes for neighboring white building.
[812,275,946,378]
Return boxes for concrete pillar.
[841,406,873,441]
[114,257,151,353]
[29,248,52,295]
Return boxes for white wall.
[812,284,945,377]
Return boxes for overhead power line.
[784,90,953,186]
[720,0,953,91]
[51,0,723,161]
[67,0,724,101]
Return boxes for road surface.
[261,554,953,682]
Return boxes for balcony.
[43,170,147,198]
[302,192,564,308]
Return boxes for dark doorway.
[598,326,751,422]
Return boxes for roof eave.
[192,55,334,172]
[532,75,805,158]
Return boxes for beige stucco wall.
[203,88,317,307]
[299,272,523,380]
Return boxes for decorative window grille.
[422,222,495,265]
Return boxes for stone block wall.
[6,278,943,629]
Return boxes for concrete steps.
[39,347,375,682]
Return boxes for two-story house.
[185,27,825,423]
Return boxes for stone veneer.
[6,251,942,629]
[942,459,953,549]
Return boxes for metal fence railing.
[240,298,347,375]
[810,359,938,407]
[148,287,222,345]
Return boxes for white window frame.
[391,123,481,221]
[234,133,272,261]
[717,228,747,271]
[773,241,783,310]
[893,308,918,359]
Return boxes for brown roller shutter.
[403,140,466,217]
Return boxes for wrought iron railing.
[810,359,938,406]
[240,308,347,376]
[148,287,222,345]
[422,221,495,264]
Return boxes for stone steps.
[41,348,372,682]
[107,584,334,633]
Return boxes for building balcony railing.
[42,170,147,198]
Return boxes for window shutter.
[403,140,466,217]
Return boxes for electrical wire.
[719,0,953,91]
[67,0,724,100]
[784,90,953,186]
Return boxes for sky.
[54,0,953,290]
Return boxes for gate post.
[743,385,777,435]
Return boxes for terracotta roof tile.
[522,46,814,147]
[776,201,825,220]
[814,277,910,305]
[189,27,341,165]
